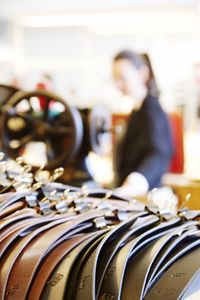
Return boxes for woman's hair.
[141,53,159,97]
[113,50,159,97]
[113,50,144,69]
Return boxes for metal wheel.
[2,90,83,169]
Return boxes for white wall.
[1,9,200,127]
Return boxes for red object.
[36,82,49,110]
[168,113,184,173]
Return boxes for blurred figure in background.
[141,53,160,98]
[112,50,174,196]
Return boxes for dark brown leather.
[28,233,96,300]
[41,230,108,300]
[0,212,81,299]
[2,210,104,299]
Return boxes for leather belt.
[69,212,152,300]
[28,233,98,300]
[145,243,200,300]
[121,222,200,300]
[4,211,103,299]
[41,230,109,300]
[0,210,102,299]
[0,190,30,211]
[0,208,37,231]
[0,201,26,218]
[0,178,200,300]
[98,216,182,300]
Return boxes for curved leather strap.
[0,208,37,230]
[0,211,82,299]
[96,214,159,297]
[0,212,75,257]
[0,217,42,244]
[98,217,181,300]
[5,222,92,300]
[0,192,14,204]
[65,234,105,300]
[2,210,104,299]
[41,230,108,300]
[145,246,200,300]
[143,223,200,296]
[71,213,154,300]
[179,270,200,299]
[121,223,199,300]
[0,201,26,219]
[0,190,30,210]
[147,231,200,294]
[27,233,97,300]
[0,217,52,257]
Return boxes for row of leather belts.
[0,155,200,299]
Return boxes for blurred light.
[14,11,200,36]
[15,11,196,26]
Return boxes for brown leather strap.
[0,212,78,299]
[0,201,26,219]
[1,210,104,299]
[0,214,64,257]
[41,230,107,300]
[5,222,91,300]
[0,208,37,230]
[28,233,97,300]
[0,190,30,210]
[0,218,40,244]
[0,218,48,257]
[0,192,14,204]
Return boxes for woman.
[112,50,173,196]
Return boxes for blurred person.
[141,53,160,98]
[112,50,174,196]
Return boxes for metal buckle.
[25,192,38,207]
[93,216,107,229]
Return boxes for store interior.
[1,2,200,300]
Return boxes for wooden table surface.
[163,174,200,210]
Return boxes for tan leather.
[0,201,26,219]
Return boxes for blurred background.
[1,0,200,184]
[1,1,200,112]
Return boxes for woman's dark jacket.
[115,95,174,190]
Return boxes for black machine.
[0,86,112,186]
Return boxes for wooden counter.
[163,174,200,210]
